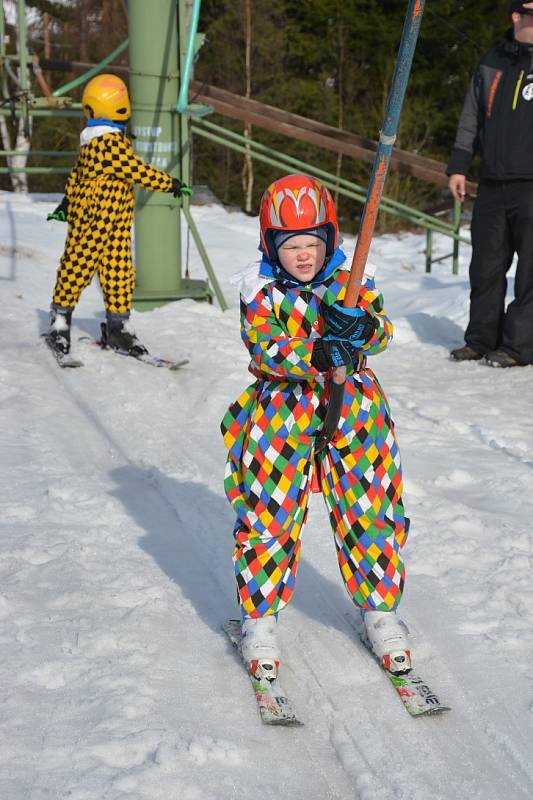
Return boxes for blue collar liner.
[258,246,347,288]
[86,118,127,133]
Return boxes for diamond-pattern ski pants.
[224,374,407,618]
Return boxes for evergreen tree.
[196,0,512,226]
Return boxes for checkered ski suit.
[221,251,408,619]
[52,131,173,314]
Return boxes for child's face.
[277,234,327,282]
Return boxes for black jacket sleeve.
[447,66,482,176]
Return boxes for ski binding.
[360,632,450,717]
[223,620,303,726]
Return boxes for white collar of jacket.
[80,125,122,147]
[232,249,377,303]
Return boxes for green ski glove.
[171,177,193,198]
[47,196,68,222]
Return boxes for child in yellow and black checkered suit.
[47,74,190,358]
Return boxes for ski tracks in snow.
[7,330,533,800]
[7,342,356,799]
[2,198,533,799]
[278,566,533,800]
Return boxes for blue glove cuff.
[330,302,366,318]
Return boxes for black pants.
[466,180,533,364]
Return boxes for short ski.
[43,335,83,368]
[223,620,303,726]
[79,336,188,370]
[359,631,450,717]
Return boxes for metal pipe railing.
[52,39,129,98]
[0,166,70,173]
[181,201,227,310]
[0,150,77,156]
[192,118,470,246]
[426,198,464,274]
[0,107,83,117]
[177,0,200,112]
[4,58,22,87]
[193,117,465,239]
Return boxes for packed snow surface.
[1,191,532,800]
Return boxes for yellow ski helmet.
[82,74,131,121]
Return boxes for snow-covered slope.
[1,191,532,800]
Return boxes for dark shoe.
[483,349,522,368]
[450,344,483,362]
[47,308,72,355]
[101,321,148,357]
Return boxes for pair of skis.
[223,619,450,727]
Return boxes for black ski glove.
[47,196,68,222]
[311,337,360,371]
[324,302,377,344]
[171,177,193,198]
[311,305,378,371]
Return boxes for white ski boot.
[241,616,280,682]
[364,610,411,674]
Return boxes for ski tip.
[43,334,84,367]
[222,619,242,641]
[408,705,451,718]
[222,619,241,631]
[60,360,84,368]
[168,359,189,370]
[388,671,451,717]
[263,715,304,727]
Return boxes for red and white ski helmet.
[259,173,339,260]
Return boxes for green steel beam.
[14,0,32,139]
[128,0,211,310]
[16,0,29,93]
[182,202,227,310]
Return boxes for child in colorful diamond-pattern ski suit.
[221,176,409,663]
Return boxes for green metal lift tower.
[128,0,214,309]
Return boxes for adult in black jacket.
[448,1,533,367]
